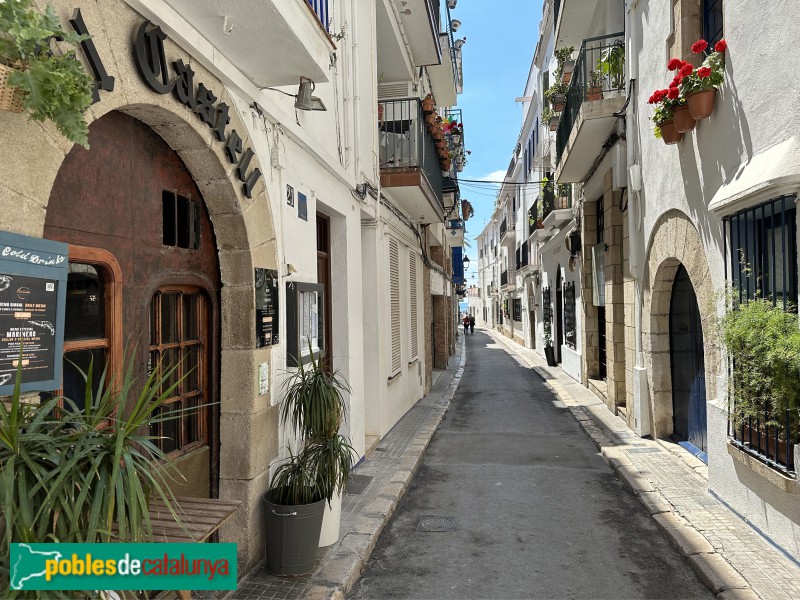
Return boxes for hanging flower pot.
[433,129,444,141]
[673,105,696,133]
[659,120,682,145]
[0,63,26,113]
[425,112,435,126]
[687,88,716,120]
[561,70,572,85]
[549,114,559,131]
[422,95,435,114]
[552,93,566,113]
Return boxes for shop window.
[149,289,208,455]
[59,247,122,412]
[512,298,522,322]
[564,281,576,349]
[162,191,200,250]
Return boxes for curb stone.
[485,329,764,600]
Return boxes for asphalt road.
[349,330,713,600]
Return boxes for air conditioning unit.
[378,81,416,99]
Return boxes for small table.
[147,496,241,600]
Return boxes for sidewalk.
[230,336,465,600]
[485,326,800,600]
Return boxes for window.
[59,246,122,411]
[564,282,576,349]
[389,238,401,374]
[149,288,208,455]
[512,298,522,322]
[702,0,723,46]
[725,196,799,474]
[409,252,418,361]
[725,195,798,309]
[162,190,201,250]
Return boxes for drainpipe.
[625,0,652,437]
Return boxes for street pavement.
[349,329,712,599]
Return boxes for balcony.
[554,0,602,50]
[555,32,626,183]
[542,183,574,230]
[500,268,516,292]
[500,214,516,247]
[379,98,445,223]
[377,0,441,80]
[518,240,541,274]
[162,0,334,86]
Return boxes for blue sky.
[452,0,543,283]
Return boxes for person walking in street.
[469,314,475,335]
[463,314,469,336]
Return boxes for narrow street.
[350,330,712,599]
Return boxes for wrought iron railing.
[729,406,797,475]
[307,0,329,31]
[556,32,625,165]
[378,98,444,208]
[501,269,509,287]
[500,218,508,240]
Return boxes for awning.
[709,136,800,215]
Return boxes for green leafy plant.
[596,40,625,89]
[274,347,357,506]
[647,88,683,138]
[543,317,552,348]
[553,45,575,79]
[557,183,571,199]
[721,295,800,428]
[0,352,187,596]
[542,105,553,123]
[544,81,569,109]
[0,0,94,148]
[589,69,602,90]
[679,39,726,95]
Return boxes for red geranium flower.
[667,58,682,71]
[672,75,683,86]
[667,87,680,100]
[680,64,694,77]
[715,39,727,53]
[692,39,709,53]
[669,80,679,89]
[697,66,712,78]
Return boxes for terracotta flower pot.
[561,71,572,85]
[422,97,435,113]
[586,87,602,102]
[660,120,682,145]
[673,105,696,133]
[687,88,716,120]
[553,94,566,113]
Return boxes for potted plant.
[0,0,94,148]
[721,295,800,460]
[587,69,603,101]
[679,39,727,119]
[596,40,625,97]
[422,93,435,113]
[543,318,557,366]
[647,87,682,145]
[555,46,575,84]
[264,348,357,572]
[544,81,569,113]
[543,106,559,131]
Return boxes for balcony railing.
[501,269,509,287]
[307,0,329,31]
[378,97,444,204]
[500,218,508,240]
[556,32,625,165]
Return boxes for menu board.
[255,268,279,348]
[286,282,324,367]
[0,230,68,395]
[0,274,59,387]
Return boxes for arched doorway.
[45,111,221,498]
[669,264,707,460]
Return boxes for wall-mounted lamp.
[450,19,461,31]
[283,263,298,277]
[295,77,326,112]
[462,254,471,270]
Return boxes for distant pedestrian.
[463,314,469,336]
[469,314,475,335]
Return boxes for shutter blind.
[409,252,418,360]
[389,238,401,373]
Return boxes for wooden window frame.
[149,286,209,457]
[60,245,123,409]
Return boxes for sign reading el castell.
[133,21,262,198]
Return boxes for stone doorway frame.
[641,210,720,441]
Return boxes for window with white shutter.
[389,238,401,374]
[409,252,418,360]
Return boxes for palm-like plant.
[0,352,187,597]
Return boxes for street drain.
[345,474,373,495]
[416,517,455,532]
[625,447,662,454]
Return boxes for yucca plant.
[274,348,356,506]
[0,351,187,597]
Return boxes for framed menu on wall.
[255,268,279,348]
[286,281,324,367]
[0,231,68,395]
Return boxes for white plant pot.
[318,491,342,547]
[603,89,622,99]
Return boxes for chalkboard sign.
[255,268,279,348]
[0,231,68,395]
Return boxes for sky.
[452,0,544,284]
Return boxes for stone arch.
[641,210,720,440]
